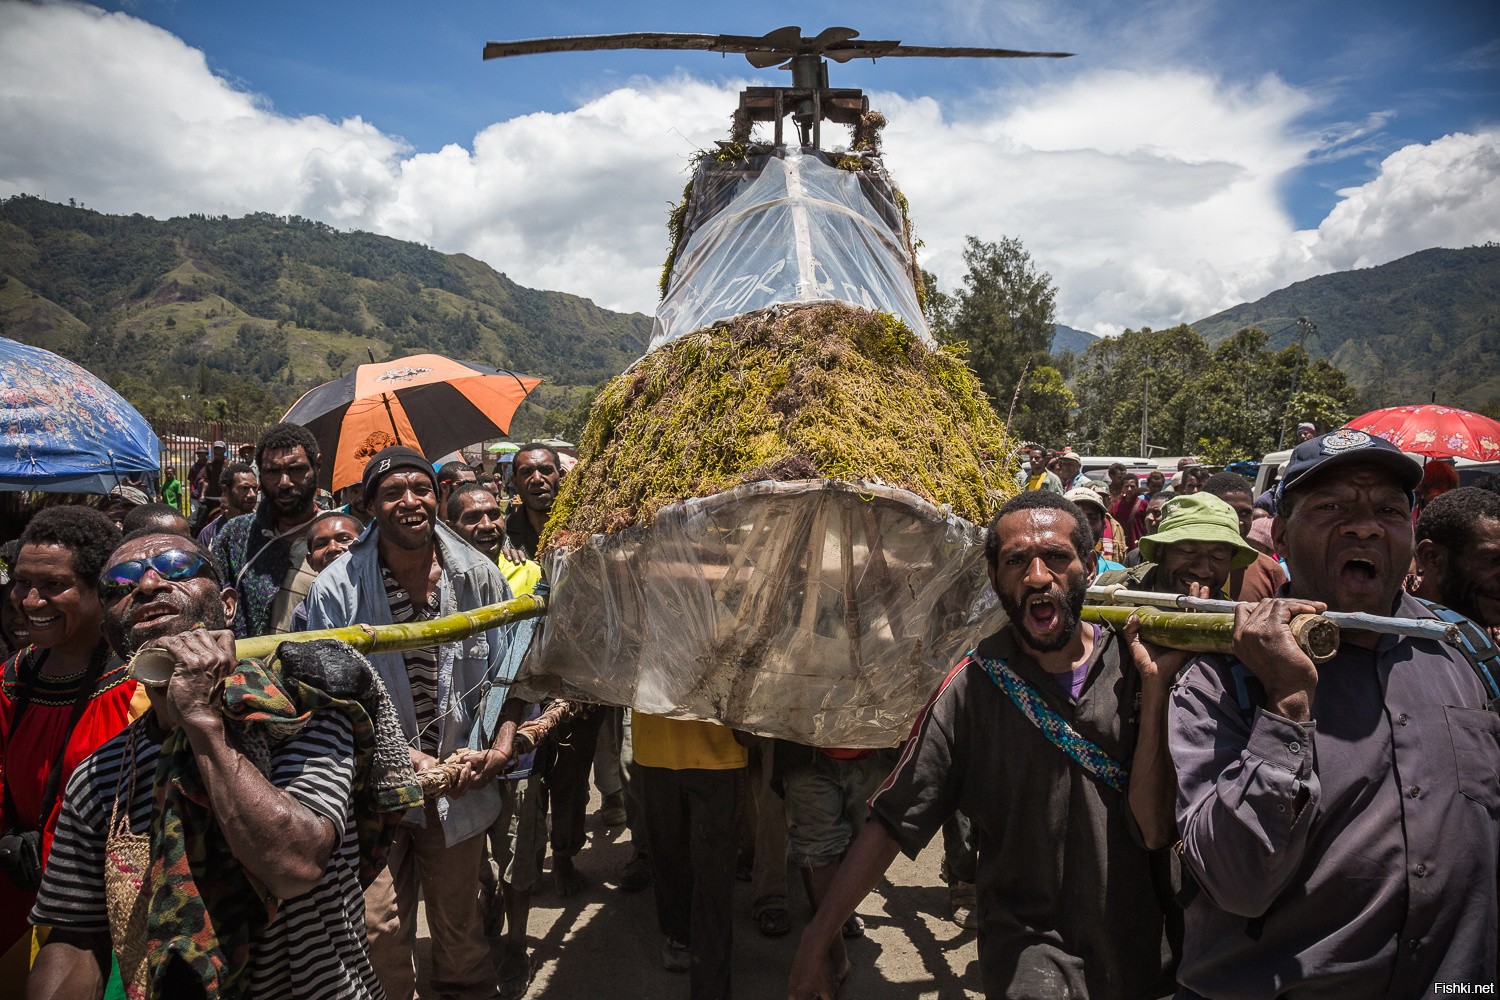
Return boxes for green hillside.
[1192,245,1500,414]
[0,195,650,433]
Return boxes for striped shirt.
[32,712,380,1000]
[380,563,441,755]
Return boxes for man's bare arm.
[1124,617,1190,850]
[156,629,338,900]
[26,929,110,1000]
[787,820,903,1000]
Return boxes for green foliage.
[1071,324,1360,462]
[0,194,651,426]
[1192,245,1500,412]
[544,303,1016,548]
[1011,365,1076,445]
[929,236,1060,437]
[540,382,604,443]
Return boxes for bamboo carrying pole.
[126,594,554,796]
[1079,605,1341,663]
[127,594,550,687]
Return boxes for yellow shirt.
[497,554,543,597]
[632,713,747,771]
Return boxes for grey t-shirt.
[869,626,1178,1000]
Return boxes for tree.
[1071,325,1213,456]
[1071,324,1361,461]
[938,237,1057,415]
[1011,365,1076,444]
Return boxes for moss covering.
[542,302,1016,550]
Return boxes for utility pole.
[1277,316,1316,449]
[1139,373,1149,458]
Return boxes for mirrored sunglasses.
[99,549,218,598]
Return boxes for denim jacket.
[303,519,513,846]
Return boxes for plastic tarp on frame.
[651,149,932,353]
[515,480,1004,748]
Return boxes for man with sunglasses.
[304,446,525,1000]
[27,531,386,999]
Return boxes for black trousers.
[545,706,606,859]
[638,764,744,1000]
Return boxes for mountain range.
[0,195,648,435]
[2,195,1495,431]
[1191,245,1500,413]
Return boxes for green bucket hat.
[1138,493,1259,570]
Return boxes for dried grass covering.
[541,303,1016,551]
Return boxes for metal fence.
[155,418,270,486]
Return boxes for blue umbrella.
[0,336,160,492]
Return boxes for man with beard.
[1413,486,1500,638]
[211,424,323,639]
[788,490,1181,1000]
[26,530,396,999]
[1098,493,1258,599]
[304,447,523,1000]
[1170,430,1500,998]
[196,463,259,549]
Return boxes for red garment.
[0,648,143,950]
[1111,496,1148,550]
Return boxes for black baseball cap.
[1275,429,1422,509]
[361,446,437,505]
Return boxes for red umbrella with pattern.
[1343,404,1500,462]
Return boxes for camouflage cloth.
[144,640,423,998]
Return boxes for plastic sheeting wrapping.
[514,480,1004,748]
[651,149,931,353]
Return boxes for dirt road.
[418,788,981,998]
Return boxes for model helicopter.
[483,26,1070,147]
[485,27,1071,747]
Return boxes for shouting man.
[1171,430,1500,996]
[789,491,1180,1000]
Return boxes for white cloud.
[2,2,1497,340]
[1293,130,1500,274]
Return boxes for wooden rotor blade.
[484,31,793,60]
[871,44,1074,59]
[482,29,1073,64]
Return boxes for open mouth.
[1024,593,1061,634]
[26,613,61,631]
[129,602,180,629]
[1338,556,1382,592]
[398,513,428,529]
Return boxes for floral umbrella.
[1343,404,1500,462]
[0,336,160,492]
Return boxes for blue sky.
[2,0,1498,332]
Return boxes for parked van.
[1254,448,1500,497]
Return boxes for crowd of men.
[4,417,1500,1000]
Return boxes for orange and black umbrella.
[284,353,542,491]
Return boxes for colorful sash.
[974,654,1129,793]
